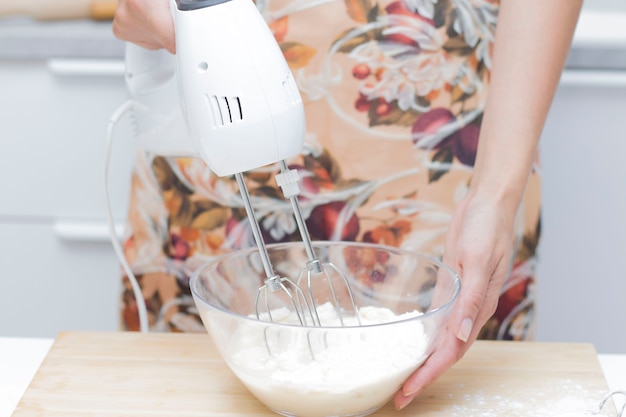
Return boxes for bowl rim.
[189,241,462,329]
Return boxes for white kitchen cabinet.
[0,20,135,337]
[0,223,121,336]
[0,59,132,219]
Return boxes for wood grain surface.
[12,332,615,417]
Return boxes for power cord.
[104,99,149,333]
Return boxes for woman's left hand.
[394,191,515,410]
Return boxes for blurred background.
[0,0,624,353]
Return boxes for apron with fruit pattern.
[120,0,540,340]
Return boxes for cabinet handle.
[560,69,626,88]
[53,220,124,243]
[46,58,125,77]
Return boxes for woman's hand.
[394,191,515,410]
[112,0,176,53]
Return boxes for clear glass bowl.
[190,242,461,417]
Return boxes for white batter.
[221,303,430,417]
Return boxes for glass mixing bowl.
[190,241,461,417]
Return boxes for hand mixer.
[108,0,360,331]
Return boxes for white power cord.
[104,99,149,333]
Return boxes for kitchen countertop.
[567,9,626,70]
[0,17,124,59]
[0,8,626,64]
[1,336,625,417]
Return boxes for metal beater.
[556,390,626,417]
[254,161,361,328]
[170,0,360,328]
[597,390,626,417]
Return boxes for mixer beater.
[259,161,361,328]
[236,159,361,329]
[234,169,315,327]
[170,0,360,330]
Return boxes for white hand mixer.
[107,0,359,332]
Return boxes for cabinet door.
[0,58,135,221]
[0,222,120,337]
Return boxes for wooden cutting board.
[12,332,615,417]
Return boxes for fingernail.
[396,393,415,410]
[402,377,423,398]
[457,317,473,342]
[402,386,420,399]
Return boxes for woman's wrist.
[467,152,535,218]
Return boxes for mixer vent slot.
[206,95,243,127]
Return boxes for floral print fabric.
[120,0,540,340]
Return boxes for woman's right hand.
[112,0,176,54]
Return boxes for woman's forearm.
[471,0,582,213]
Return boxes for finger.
[146,1,176,53]
[393,330,467,410]
[449,247,498,343]
[113,0,176,54]
[393,256,495,409]
[394,305,486,410]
